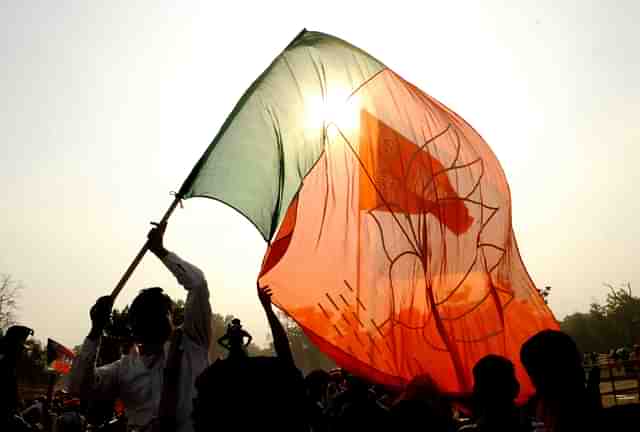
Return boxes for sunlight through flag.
[174,29,558,400]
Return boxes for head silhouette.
[128,287,174,345]
[521,331,601,432]
[520,330,584,399]
[393,374,455,432]
[0,325,33,362]
[472,355,519,414]
[193,356,307,432]
[401,373,440,402]
[305,369,330,402]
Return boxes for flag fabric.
[47,338,75,375]
[179,29,558,400]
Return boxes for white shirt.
[66,252,212,432]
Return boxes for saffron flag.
[179,30,558,400]
[47,338,75,375]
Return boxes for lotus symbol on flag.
[176,30,558,400]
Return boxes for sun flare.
[304,87,361,137]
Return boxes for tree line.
[104,302,335,374]
[560,283,640,353]
[6,267,638,392]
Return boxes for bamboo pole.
[110,195,182,300]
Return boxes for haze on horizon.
[1,1,638,348]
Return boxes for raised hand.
[89,295,113,340]
[257,284,273,310]
[257,283,295,367]
[147,221,168,257]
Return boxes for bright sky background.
[1,1,638,349]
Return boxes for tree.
[99,301,252,362]
[0,273,21,329]
[266,311,335,374]
[537,285,551,304]
[173,299,185,327]
[560,282,640,353]
[603,282,640,346]
[105,306,131,339]
[99,299,333,371]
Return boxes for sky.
[1,1,638,349]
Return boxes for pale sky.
[1,1,638,349]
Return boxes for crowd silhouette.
[2,222,636,431]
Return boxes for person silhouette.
[0,325,34,431]
[67,222,212,432]
[459,355,537,432]
[520,330,601,432]
[192,285,308,432]
[392,374,456,432]
[217,318,252,358]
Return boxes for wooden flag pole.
[111,194,183,300]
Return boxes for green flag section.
[179,30,385,240]
[180,29,559,400]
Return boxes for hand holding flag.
[148,221,169,258]
[88,296,113,341]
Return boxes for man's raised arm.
[258,285,295,368]
[66,296,119,400]
[147,222,212,348]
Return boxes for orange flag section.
[358,110,473,235]
[261,196,299,276]
[259,68,559,402]
[286,274,552,395]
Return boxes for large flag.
[179,30,558,399]
[47,338,75,375]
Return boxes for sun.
[304,86,361,138]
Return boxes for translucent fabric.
[181,30,559,400]
[180,30,384,240]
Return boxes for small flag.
[47,338,75,375]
